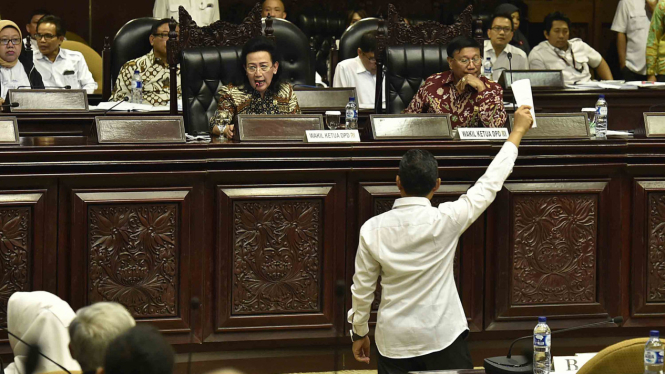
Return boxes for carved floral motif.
[386,4,473,46]
[88,205,178,317]
[648,193,665,301]
[512,195,597,305]
[0,208,30,325]
[179,3,263,49]
[232,200,321,314]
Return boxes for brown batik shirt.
[110,49,181,106]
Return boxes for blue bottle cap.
[651,330,659,337]
[599,94,605,99]
[538,316,547,323]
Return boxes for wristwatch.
[350,329,367,342]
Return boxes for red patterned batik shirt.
[404,71,507,129]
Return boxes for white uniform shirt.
[333,56,385,109]
[0,62,31,98]
[528,39,602,84]
[348,142,518,359]
[611,0,652,75]
[33,48,98,94]
[484,40,529,81]
[153,0,220,26]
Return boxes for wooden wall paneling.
[486,180,619,331]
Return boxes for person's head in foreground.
[447,36,482,80]
[149,18,179,61]
[397,149,441,199]
[543,11,571,50]
[357,30,378,75]
[487,13,514,50]
[101,324,175,374]
[261,0,286,19]
[35,14,65,59]
[241,35,283,98]
[0,21,23,66]
[69,302,136,374]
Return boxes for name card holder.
[8,89,89,112]
[95,116,186,144]
[643,113,665,137]
[237,114,324,141]
[498,70,565,89]
[294,87,357,110]
[0,117,20,145]
[458,127,509,140]
[304,129,360,143]
[508,113,590,139]
[369,114,453,140]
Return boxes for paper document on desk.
[93,101,157,112]
[511,79,537,127]
[552,353,597,373]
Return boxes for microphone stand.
[0,326,72,374]
[507,52,517,112]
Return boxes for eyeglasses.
[152,32,178,39]
[34,33,57,41]
[0,38,21,46]
[491,26,513,33]
[455,57,482,65]
[246,64,272,73]
[362,52,376,63]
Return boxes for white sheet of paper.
[552,354,596,373]
[511,79,537,128]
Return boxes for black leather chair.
[385,45,449,114]
[297,14,347,84]
[338,17,380,62]
[263,18,315,86]
[181,46,243,134]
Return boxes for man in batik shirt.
[110,19,181,105]
[404,36,506,129]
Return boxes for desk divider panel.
[294,87,357,109]
[8,89,89,112]
[237,114,324,141]
[370,113,453,140]
[509,113,590,139]
[95,116,186,143]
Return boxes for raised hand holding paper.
[511,79,537,128]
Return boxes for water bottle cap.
[349,97,355,101]
[651,330,660,337]
[538,316,547,323]
[599,94,605,99]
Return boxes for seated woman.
[0,20,44,105]
[209,36,300,138]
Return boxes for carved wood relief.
[179,3,263,49]
[0,208,31,325]
[648,193,665,302]
[232,200,322,315]
[512,195,597,305]
[88,205,178,317]
[386,4,473,46]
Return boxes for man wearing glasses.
[110,19,181,105]
[404,36,507,129]
[333,31,385,109]
[484,13,528,81]
[33,15,97,94]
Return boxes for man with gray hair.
[69,302,136,374]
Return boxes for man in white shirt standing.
[33,15,97,94]
[484,13,528,81]
[153,0,220,27]
[528,12,613,84]
[348,106,534,373]
[611,0,655,81]
[333,30,385,109]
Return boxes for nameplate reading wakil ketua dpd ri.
[304,130,361,143]
[458,127,509,140]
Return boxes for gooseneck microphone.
[484,316,623,374]
[506,52,517,110]
[1,102,19,108]
[0,326,72,374]
[101,97,129,117]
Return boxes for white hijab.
[5,291,82,374]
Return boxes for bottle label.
[645,350,664,364]
[346,109,357,120]
[534,334,550,347]
[596,107,607,116]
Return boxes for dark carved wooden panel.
[648,193,665,302]
[88,204,179,318]
[232,200,322,315]
[0,207,31,325]
[387,4,472,46]
[512,195,597,305]
[179,3,262,49]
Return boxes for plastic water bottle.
[595,94,607,139]
[483,57,493,80]
[131,70,143,104]
[345,97,358,130]
[533,316,551,374]
[645,330,664,374]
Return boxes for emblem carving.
[648,193,665,301]
[0,208,31,325]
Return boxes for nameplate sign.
[458,127,509,140]
[304,130,360,143]
[499,70,565,89]
[0,117,19,144]
[295,87,357,109]
[643,113,665,137]
[509,113,590,139]
[8,89,89,112]
[552,354,596,373]
[95,116,186,144]
[237,114,324,141]
[370,114,453,140]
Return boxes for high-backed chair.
[577,338,648,374]
[62,40,103,95]
[297,13,347,85]
[263,18,315,86]
[337,17,380,63]
[102,17,160,100]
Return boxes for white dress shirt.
[611,0,652,75]
[153,0,220,26]
[333,56,385,109]
[348,142,518,359]
[484,40,529,81]
[528,39,602,84]
[33,48,98,94]
[1,62,31,98]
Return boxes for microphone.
[100,97,129,117]
[0,326,72,374]
[483,316,623,374]
[506,52,517,111]
[1,102,19,108]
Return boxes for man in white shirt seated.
[23,9,49,52]
[33,15,97,94]
[484,13,528,81]
[153,0,220,27]
[528,11,613,84]
[333,30,385,109]
[261,0,287,19]
[348,105,534,373]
